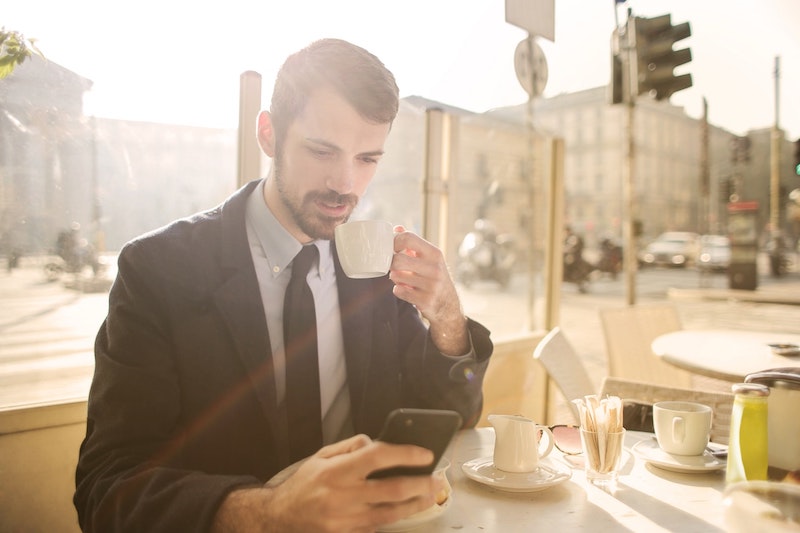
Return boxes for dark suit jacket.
[74,180,493,532]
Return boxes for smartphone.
[367,408,462,479]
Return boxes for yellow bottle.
[726,383,769,484]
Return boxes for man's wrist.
[211,486,274,533]
[429,313,470,356]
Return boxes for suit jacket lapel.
[211,181,289,464]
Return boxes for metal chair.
[533,327,596,424]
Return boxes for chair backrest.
[478,333,547,427]
[599,304,693,388]
[600,376,734,445]
[533,327,596,424]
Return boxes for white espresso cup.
[334,220,395,279]
[653,401,712,456]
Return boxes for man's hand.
[389,226,469,356]
[211,435,445,533]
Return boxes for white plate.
[461,456,572,493]
[631,439,726,473]
[377,497,450,532]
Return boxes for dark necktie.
[283,245,323,462]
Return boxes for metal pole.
[525,33,539,331]
[421,108,454,250]
[237,71,262,189]
[544,138,564,331]
[770,56,781,231]
[701,98,710,235]
[622,13,637,306]
[90,115,104,254]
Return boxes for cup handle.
[673,417,685,443]
[537,426,555,457]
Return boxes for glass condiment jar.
[726,383,770,484]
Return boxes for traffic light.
[632,14,692,101]
[794,138,800,176]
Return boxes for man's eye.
[360,156,379,164]
[309,147,332,158]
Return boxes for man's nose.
[326,161,355,195]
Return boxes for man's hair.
[269,38,400,151]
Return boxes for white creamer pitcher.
[488,414,554,472]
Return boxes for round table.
[651,329,800,382]
[406,427,727,532]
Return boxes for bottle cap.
[731,382,770,396]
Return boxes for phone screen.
[367,408,462,479]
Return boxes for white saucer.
[631,439,726,473]
[461,456,572,493]
[377,497,450,532]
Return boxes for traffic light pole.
[770,56,781,232]
[621,13,638,306]
[701,98,710,235]
[612,9,693,305]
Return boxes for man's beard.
[273,156,359,240]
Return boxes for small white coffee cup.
[653,401,712,456]
[334,220,395,279]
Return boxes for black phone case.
[367,408,462,479]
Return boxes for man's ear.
[257,110,276,157]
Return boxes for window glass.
[1,57,239,406]
[358,102,552,337]
[2,3,553,407]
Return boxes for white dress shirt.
[245,180,354,445]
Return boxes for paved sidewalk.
[3,256,799,410]
[669,279,800,306]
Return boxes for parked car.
[638,231,700,268]
[697,235,731,272]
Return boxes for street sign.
[505,0,555,41]
[514,38,548,97]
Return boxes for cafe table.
[402,427,728,532]
[651,329,800,382]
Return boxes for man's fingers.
[316,434,372,459]
[393,231,434,258]
[354,441,434,479]
[366,491,438,525]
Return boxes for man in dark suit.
[74,38,492,532]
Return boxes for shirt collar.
[245,179,333,278]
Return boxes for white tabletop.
[410,427,727,532]
[651,329,800,382]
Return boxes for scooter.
[44,238,101,282]
[456,221,516,289]
[766,233,790,278]
[563,249,594,293]
[596,238,623,279]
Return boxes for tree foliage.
[0,28,44,79]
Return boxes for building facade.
[489,87,798,249]
[0,57,236,254]
[2,57,797,261]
